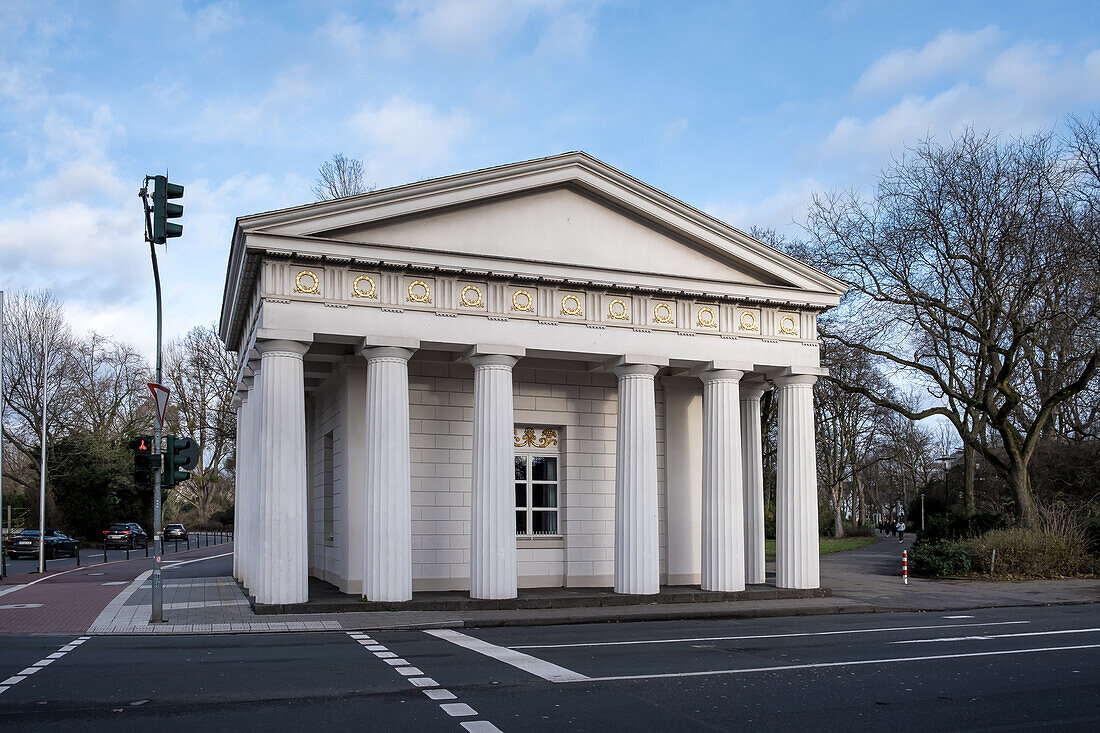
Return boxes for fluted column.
[255,339,310,605]
[469,354,518,599]
[246,369,263,596]
[232,391,246,582]
[700,369,745,592]
[740,383,767,585]
[362,347,414,602]
[775,374,820,589]
[613,363,660,595]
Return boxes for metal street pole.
[140,180,165,623]
[38,319,47,574]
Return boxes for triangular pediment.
[311,185,786,287]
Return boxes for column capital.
[362,346,415,363]
[739,381,769,400]
[468,353,518,370]
[360,335,420,353]
[256,338,310,357]
[773,373,819,388]
[612,363,660,379]
[700,368,744,384]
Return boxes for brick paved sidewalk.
[0,543,233,635]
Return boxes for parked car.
[5,528,79,560]
[164,524,188,542]
[102,523,148,549]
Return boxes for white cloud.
[192,1,243,40]
[706,178,824,236]
[191,66,319,145]
[349,95,470,185]
[856,26,1001,95]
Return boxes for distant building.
[218,153,845,604]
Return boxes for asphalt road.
[1,602,1096,731]
[2,534,231,577]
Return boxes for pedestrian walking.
[896,520,905,542]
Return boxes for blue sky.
[2,0,1099,360]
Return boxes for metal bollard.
[145,542,149,557]
[103,543,107,563]
[903,550,908,585]
[126,547,130,560]
[75,547,80,567]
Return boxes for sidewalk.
[77,536,1100,635]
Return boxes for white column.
[232,390,246,582]
[245,370,262,596]
[740,383,767,585]
[613,363,660,595]
[362,347,414,602]
[469,354,518,599]
[775,374,820,589]
[700,369,745,592]
[255,339,310,605]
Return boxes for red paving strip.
[0,544,233,634]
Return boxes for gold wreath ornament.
[352,275,376,299]
[514,428,559,448]
[779,315,798,336]
[653,302,673,324]
[460,284,484,308]
[608,298,629,320]
[738,310,758,332]
[407,280,431,303]
[294,270,320,294]
[511,289,533,312]
[560,294,583,317]
[697,306,717,328]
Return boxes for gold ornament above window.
[514,427,559,448]
[738,310,758,332]
[351,274,376,299]
[460,284,484,308]
[294,270,320,294]
[607,298,629,320]
[696,306,717,328]
[560,294,583,317]
[407,280,431,303]
[512,289,534,312]
[779,315,799,336]
[653,302,674,324]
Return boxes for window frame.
[514,452,561,538]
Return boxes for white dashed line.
[461,722,504,733]
[396,666,424,676]
[425,688,457,700]
[409,677,438,687]
[441,703,478,717]
[0,636,89,697]
[384,659,410,666]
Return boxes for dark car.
[164,524,188,542]
[102,523,148,549]
[5,528,79,560]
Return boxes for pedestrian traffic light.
[130,434,159,487]
[164,434,200,488]
[151,174,184,243]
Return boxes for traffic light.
[164,435,200,488]
[151,175,184,243]
[130,435,159,487]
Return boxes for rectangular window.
[323,432,334,547]
[515,454,559,536]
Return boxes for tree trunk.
[832,486,845,539]
[1009,464,1038,528]
[963,444,976,516]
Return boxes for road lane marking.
[558,643,1100,683]
[0,636,90,696]
[163,551,233,569]
[426,628,590,682]
[426,689,457,699]
[509,620,1031,649]
[893,628,1100,644]
[460,723,503,733]
[396,667,424,676]
[943,615,975,619]
[0,603,43,609]
[441,703,478,717]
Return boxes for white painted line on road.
[375,651,397,658]
[163,551,233,569]
[0,564,91,597]
[425,688,457,699]
[893,628,1100,644]
[510,620,1031,649]
[441,703,478,717]
[101,581,128,586]
[461,721,504,732]
[0,636,90,697]
[396,667,424,676]
[384,659,410,666]
[409,677,439,688]
[560,643,1100,684]
[0,603,43,609]
[365,645,387,651]
[426,628,590,682]
[943,615,975,619]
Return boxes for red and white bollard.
[903,549,909,585]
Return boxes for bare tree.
[312,153,371,201]
[162,325,238,522]
[804,127,1100,527]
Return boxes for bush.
[965,527,1093,578]
[919,512,1008,544]
[911,540,972,577]
[844,523,876,537]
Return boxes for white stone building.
[219,153,845,605]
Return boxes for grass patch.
[764,535,876,562]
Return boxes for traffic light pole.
[140,180,165,623]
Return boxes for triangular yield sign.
[148,382,170,426]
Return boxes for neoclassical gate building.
[219,153,844,605]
